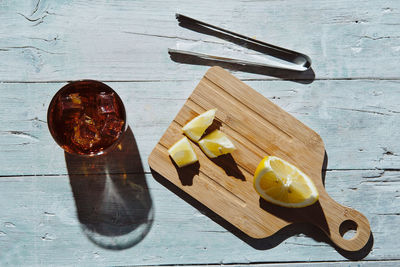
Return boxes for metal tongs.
[169,14,311,72]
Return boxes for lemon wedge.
[198,129,236,158]
[253,156,319,208]
[182,109,217,142]
[168,136,198,167]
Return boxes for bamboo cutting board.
[148,66,371,252]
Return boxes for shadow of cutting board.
[148,66,370,252]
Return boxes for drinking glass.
[47,80,127,156]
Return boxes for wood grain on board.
[149,67,371,251]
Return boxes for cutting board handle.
[320,196,371,252]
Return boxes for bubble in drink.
[48,81,126,156]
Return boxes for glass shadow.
[65,127,153,250]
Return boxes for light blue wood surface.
[0,0,399,266]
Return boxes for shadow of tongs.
[169,14,311,72]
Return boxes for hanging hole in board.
[339,219,358,240]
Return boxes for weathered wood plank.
[0,170,398,265]
[0,0,399,81]
[0,79,399,176]
[149,262,400,267]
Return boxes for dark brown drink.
[48,80,126,156]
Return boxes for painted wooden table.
[0,0,399,266]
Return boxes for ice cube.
[101,114,124,138]
[71,114,101,149]
[60,93,83,111]
[97,92,116,114]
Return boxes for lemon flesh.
[198,129,236,158]
[182,109,217,142]
[253,156,319,208]
[168,136,198,167]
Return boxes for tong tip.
[175,13,183,21]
